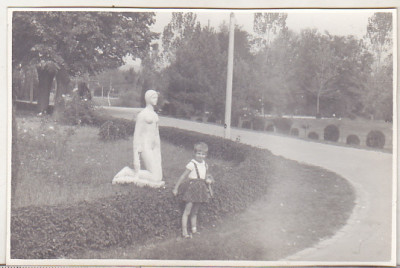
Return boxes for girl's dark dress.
[179,160,210,203]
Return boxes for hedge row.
[11,125,273,259]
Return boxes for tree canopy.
[12,11,158,112]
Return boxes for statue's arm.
[155,115,161,143]
[133,115,143,172]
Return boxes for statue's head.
[144,90,159,106]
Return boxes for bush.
[253,117,266,131]
[265,124,275,132]
[308,132,319,140]
[272,118,293,134]
[324,124,340,142]
[98,121,128,141]
[207,115,217,123]
[346,134,360,145]
[290,128,299,136]
[366,130,386,148]
[160,127,251,163]
[242,120,252,129]
[113,91,141,108]
[61,95,96,126]
[92,113,135,136]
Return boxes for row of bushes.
[11,124,273,259]
[60,98,388,149]
[241,117,387,149]
[289,124,386,149]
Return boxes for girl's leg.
[182,202,193,237]
[190,203,201,234]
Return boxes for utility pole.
[224,12,235,139]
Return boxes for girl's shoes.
[191,227,199,235]
[182,233,192,239]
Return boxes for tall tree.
[366,12,393,71]
[12,11,158,113]
[296,29,371,117]
[252,12,287,53]
[162,12,200,65]
[363,12,393,121]
[251,12,288,115]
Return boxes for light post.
[224,12,235,139]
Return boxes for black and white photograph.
[7,7,396,266]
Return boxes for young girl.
[173,142,214,238]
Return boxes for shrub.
[98,121,128,141]
[308,132,319,140]
[160,127,250,163]
[242,120,252,129]
[324,124,340,142]
[207,115,217,123]
[290,128,299,136]
[61,95,96,126]
[265,124,275,132]
[113,91,141,108]
[92,113,135,136]
[253,117,266,131]
[366,130,386,148]
[272,118,292,134]
[346,134,360,145]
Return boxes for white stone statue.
[112,90,165,188]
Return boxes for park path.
[103,107,395,264]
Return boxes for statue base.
[112,166,165,188]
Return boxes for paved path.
[103,107,395,264]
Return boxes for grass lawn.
[13,115,232,208]
[12,114,355,260]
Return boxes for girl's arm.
[205,168,214,197]
[173,169,191,196]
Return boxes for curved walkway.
[103,107,395,264]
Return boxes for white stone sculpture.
[113,90,164,188]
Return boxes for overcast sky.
[151,9,379,38]
[124,9,389,69]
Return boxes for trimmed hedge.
[323,124,340,142]
[160,127,250,163]
[308,132,319,140]
[272,118,293,134]
[366,130,386,148]
[265,124,275,132]
[290,128,299,136]
[346,134,360,145]
[11,125,272,259]
[253,117,266,131]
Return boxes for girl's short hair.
[194,142,208,153]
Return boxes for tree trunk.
[53,68,70,120]
[316,89,321,118]
[37,68,57,113]
[11,104,18,200]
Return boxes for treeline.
[12,11,393,122]
[146,12,392,122]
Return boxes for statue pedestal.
[112,166,165,188]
